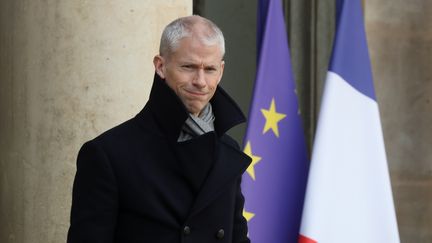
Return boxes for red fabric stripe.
[298,234,317,243]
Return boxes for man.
[67,15,251,243]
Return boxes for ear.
[153,55,166,79]
[217,60,225,84]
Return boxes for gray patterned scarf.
[178,103,215,142]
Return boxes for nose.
[192,68,206,88]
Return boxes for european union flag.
[242,0,309,242]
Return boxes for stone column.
[366,1,432,242]
[0,1,192,242]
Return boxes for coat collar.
[142,73,246,141]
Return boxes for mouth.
[185,89,207,96]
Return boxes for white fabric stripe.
[300,71,400,243]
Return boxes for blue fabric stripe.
[330,0,376,100]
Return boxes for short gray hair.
[159,15,225,58]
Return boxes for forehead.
[170,37,223,63]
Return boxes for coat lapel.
[189,138,251,217]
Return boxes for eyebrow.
[180,62,219,69]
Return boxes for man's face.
[154,37,225,116]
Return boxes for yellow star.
[261,98,287,137]
[243,141,262,180]
[243,209,255,222]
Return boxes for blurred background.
[0,0,430,242]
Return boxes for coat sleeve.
[232,176,251,243]
[67,140,118,243]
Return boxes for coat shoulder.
[92,108,160,146]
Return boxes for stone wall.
[366,0,432,242]
[0,1,192,242]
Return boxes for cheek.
[208,79,219,91]
[165,72,187,91]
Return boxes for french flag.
[298,1,400,242]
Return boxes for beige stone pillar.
[366,1,432,242]
[0,1,192,242]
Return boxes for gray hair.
[159,15,225,58]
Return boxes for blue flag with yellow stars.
[242,0,309,242]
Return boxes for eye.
[181,64,194,70]
[205,67,217,73]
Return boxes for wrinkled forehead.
[169,37,224,62]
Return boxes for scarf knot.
[178,103,215,142]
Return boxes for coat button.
[216,229,224,239]
[183,226,191,235]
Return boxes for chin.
[186,105,203,116]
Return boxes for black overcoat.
[67,74,252,243]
